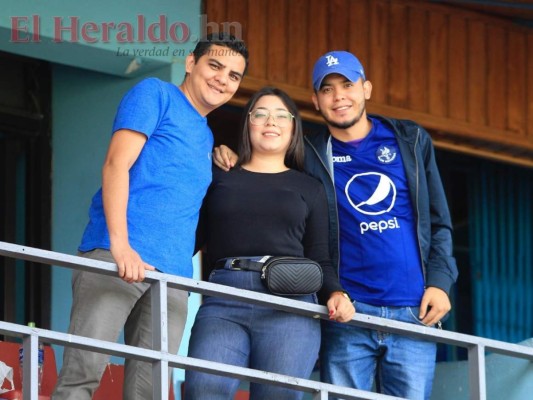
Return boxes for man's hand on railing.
[419,286,452,326]
[213,144,238,171]
[110,242,155,283]
[326,291,356,323]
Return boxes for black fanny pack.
[214,256,323,296]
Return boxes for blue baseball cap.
[312,51,366,91]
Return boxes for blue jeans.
[184,269,320,400]
[321,301,437,400]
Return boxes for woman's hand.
[327,291,355,322]
[213,145,238,171]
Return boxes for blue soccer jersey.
[332,118,424,306]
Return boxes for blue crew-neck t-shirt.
[332,117,424,306]
[79,77,213,277]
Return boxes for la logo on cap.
[325,54,339,67]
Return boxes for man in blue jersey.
[53,33,248,400]
[307,51,457,400]
[214,51,457,400]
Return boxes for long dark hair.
[236,87,305,171]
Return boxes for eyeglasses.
[249,109,294,127]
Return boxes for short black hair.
[192,32,249,74]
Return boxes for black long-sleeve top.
[196,166,344,303]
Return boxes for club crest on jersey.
[376,145,397,164]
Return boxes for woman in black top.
[185,87,354,400]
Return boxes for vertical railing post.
[21,332,39,400]
[468,343,487,400]
[311,389,329,400]
[151,279,169,400]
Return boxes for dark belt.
[214,256,271,272]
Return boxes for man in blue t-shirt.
[52,33,248,400]
[214,51,458,400]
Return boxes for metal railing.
[1,241,532,400]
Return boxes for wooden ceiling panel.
[204,0,533,168]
